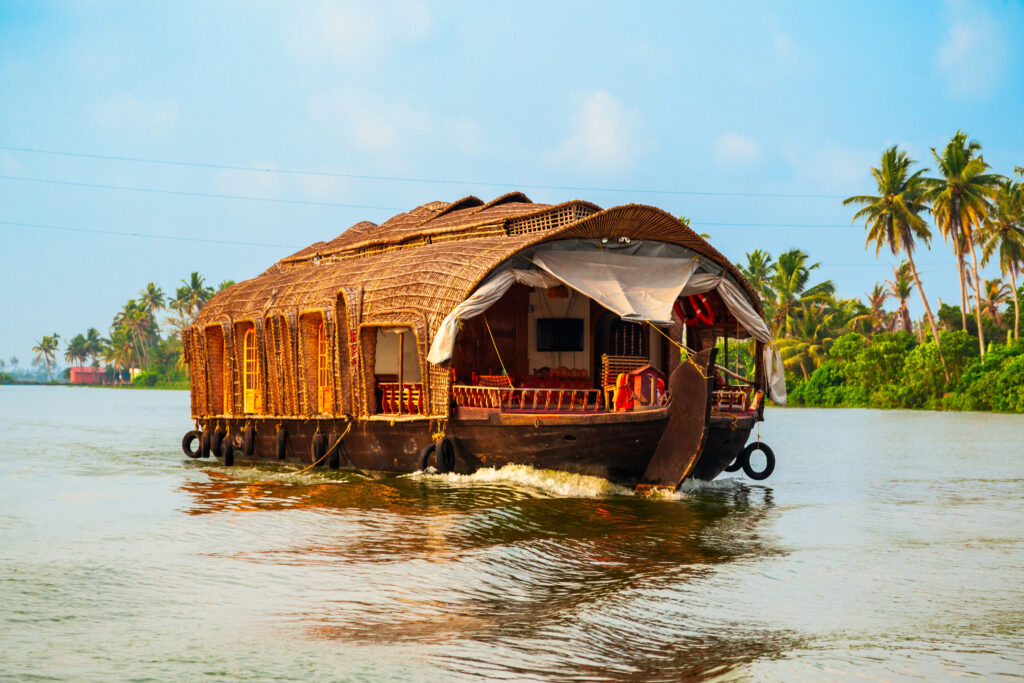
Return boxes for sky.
[1,0,1023,364]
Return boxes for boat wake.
[407,464,635,498]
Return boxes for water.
[1,386,1022,681]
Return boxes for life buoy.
[739,441,775,480]
[242,425,256,456]
[182,430,202,458]
[220,434,234,467]
[673,294,717,326]
[276,428,288,460]
[311,433,327,468]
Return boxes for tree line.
[733,131,1023,412]
[18,273,233,386]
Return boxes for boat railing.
[452,384,604,413]
[712,385,753,412]
[378,382,426,415]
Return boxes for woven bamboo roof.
[193,194,763,337]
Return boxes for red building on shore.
[69,366,104,385]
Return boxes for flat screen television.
[536,318,584,352]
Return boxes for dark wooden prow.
[637,348,717,492]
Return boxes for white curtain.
[681,273,787,405]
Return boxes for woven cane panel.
[506,203,596,236]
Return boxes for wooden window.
[205,326,226,414]
[317,321,333,413]
[242,328,262,414]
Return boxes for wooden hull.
[194,407,753,486]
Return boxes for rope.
[294,421,352,474]
[482,314,512,384]
[645,320,710,380]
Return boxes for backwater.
[1,386,1022,681]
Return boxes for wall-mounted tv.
[536,318,584,352]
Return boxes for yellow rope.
[482,314,512,384]
[645,320,710,379]
[294,421,352,474]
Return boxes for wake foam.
[407,464,635,498]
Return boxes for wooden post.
[397,331,405,414]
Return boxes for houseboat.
[179,193,785,490]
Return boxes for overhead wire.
[0,143,846,199]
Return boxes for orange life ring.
[673,294,716,326]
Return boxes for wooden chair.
[600,354,648,409]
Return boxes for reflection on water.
[1,387,1023,681]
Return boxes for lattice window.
[506,204,596,236]
[242,328,261,414]
[317,321,333,413]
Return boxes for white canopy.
[425,248,787,405]
[530,250,699,324]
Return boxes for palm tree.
[925,131,1003,357]
[180,272,213,318]
[856,283,891,333]
[84,327,103,366]
[738,249,776,304]
[766,249,835,337]
[64,334,88,367]
[138,283,165,314]
[979,278,1011,326]
[844,146,945,360]
[32,333,60,381]
[980,180,1024,338]
[885,262,915,333]
[777,303,841,380]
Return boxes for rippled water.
[1,386,1022,681]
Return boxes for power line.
[0,143,847,200]
[0,174,402,210]
[0,218,960,268]
[0,219,303,248]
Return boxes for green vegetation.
[743,131,1023,413]
[30,272,232,389]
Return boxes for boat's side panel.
[200,411,668,482]
[686,415,755,481]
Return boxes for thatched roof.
[193,194,762,333]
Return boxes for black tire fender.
[418,442,436,471]
[220,433,234,467]
[327,432,342,469]
[242,424,256,456]
[276,428,288,460]
[182,430,202,458]
[211,429,225,456]
[435,437,455,474]
[740,441,775,481]
[201,430,211,458]
[311,433,327,468]
[724,455,743,472]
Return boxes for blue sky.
[1,0,1023,363]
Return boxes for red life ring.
[673,294,717,326]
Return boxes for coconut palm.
[777,303,841,380]
[83,327,103,366]
[980,180,1024,338]
[766,249,835,337]
[738,249,776,303]
[853,284,891,333]
[885,262,915,333]
[64,334,88,367]
[138,283,165,314]
[844,146,945,360]
[179,272,214,318]
[925,131,1003,357]
[32,333,60,381]
[979,278,1011,326]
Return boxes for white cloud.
[784,142,877,192]
[935,0,1008,99]
[713,132,761,166]
[547,90,639,174]
[288,0,431,65]
[307,89,484,163]
[93,94,178,136]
